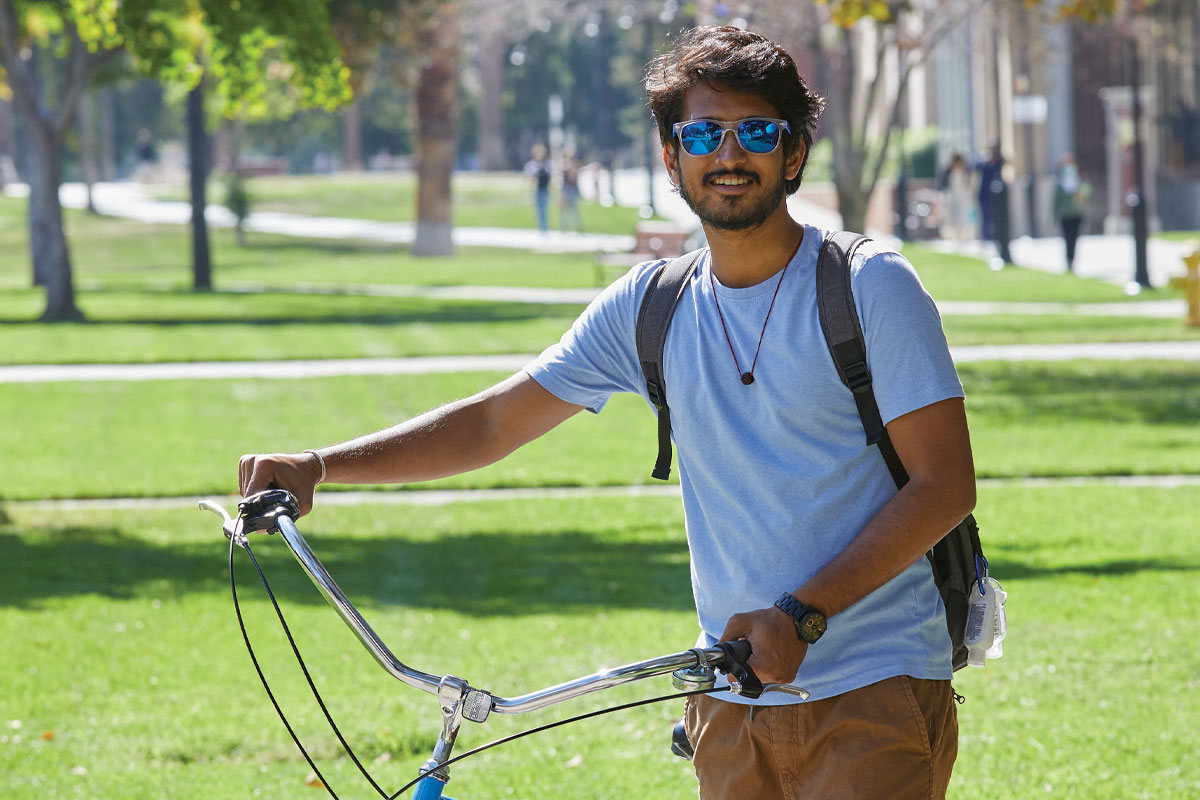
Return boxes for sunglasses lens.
[679,121,724,156]
[737,119,782,153]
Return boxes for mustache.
[703,169,759,185]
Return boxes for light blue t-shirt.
[525,225,965,703]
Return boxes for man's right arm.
[239,371,584,515]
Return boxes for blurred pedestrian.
[1052,153,1091,273]
[977,145,1013,265]
[976,145,1003,242]
[136,128,157,164]
[560,155,582,232]
[939,153,976,245]
[524,144,552,232]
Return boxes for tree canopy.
[0,0,353,319]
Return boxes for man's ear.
[785,140,807,183]
[662,144,680,186]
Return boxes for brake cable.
[231,532,387,798]
[229,530,731,799]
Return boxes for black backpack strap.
[635,248,707,481]
[815,232,910,489]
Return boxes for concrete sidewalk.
[5,339,1200,384]
[3,182,636,255]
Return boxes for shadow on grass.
[960,362,1200,427]
[0,524,693,615]
[986,555,1200,581]
[0,299,582,327]
[237,238,409,255]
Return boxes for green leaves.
[10,0,351,115]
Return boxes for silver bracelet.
[304,449,327,486]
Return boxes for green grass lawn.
[1154,231,1200,243]
[903,246,1145,304]
[3,486,1197,799]
[149,171,652,234]
[0,201,607,293]
[0,288,580,364]
[4,200,1198,365]
[3,360,1199,501]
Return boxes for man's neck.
[703,208,805,289]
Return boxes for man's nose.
[712,128,747,165]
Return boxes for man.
[241,26,974,799]
[978,144,1013,264]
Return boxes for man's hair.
[644,26,823,194]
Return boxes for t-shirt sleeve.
[851,245,964,425]
[524,262,661,413]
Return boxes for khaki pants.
[685,676,958,799]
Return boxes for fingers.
[718,607,806,685]
[237,452,317,518]
[243,456,275,498]
[238,454,254,497]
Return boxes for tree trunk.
[342,97,363,171]
[187,80,212,291]
[836,179,869,234]
[26,123,81,319]
[0,97,17,185]
[412,2,459,257]
[476,9,507,170]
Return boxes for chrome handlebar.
[202,492,809,726]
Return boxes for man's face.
[664,83,805,232]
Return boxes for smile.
[708,176,754,186]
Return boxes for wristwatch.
[774,593,827,644]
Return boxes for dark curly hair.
[644,26,824,194]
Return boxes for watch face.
[800,612,827,643]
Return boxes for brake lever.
[199,499,245,544]
[763,683,811,700]
[711,640,764,699]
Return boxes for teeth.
[712,177,749,186]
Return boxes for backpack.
[634,231,987,672]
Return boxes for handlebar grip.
[238,488,300,534]
[722,638,752,666]
[712,639,763,699]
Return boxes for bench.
[593,221,697,286]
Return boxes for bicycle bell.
[672,663,716,692]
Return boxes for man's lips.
[704,172,758,190]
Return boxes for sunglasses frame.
[671,117,792,157]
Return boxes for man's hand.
[238,452,322,517]
[719,606,808,685]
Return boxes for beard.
[675,158,789,232]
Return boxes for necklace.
[708,238,802,386]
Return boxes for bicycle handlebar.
[204,489,808,722]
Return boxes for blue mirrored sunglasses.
[671,117,791,156]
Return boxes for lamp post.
[1128,35,1151,289]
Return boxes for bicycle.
[202,489,810,799]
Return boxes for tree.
[751,0,1131,235]
[412,0,459,256]
[740,0,984,234]
[329,0,406,171]
[0,0,350,320]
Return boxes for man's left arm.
[720,396,976,684]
